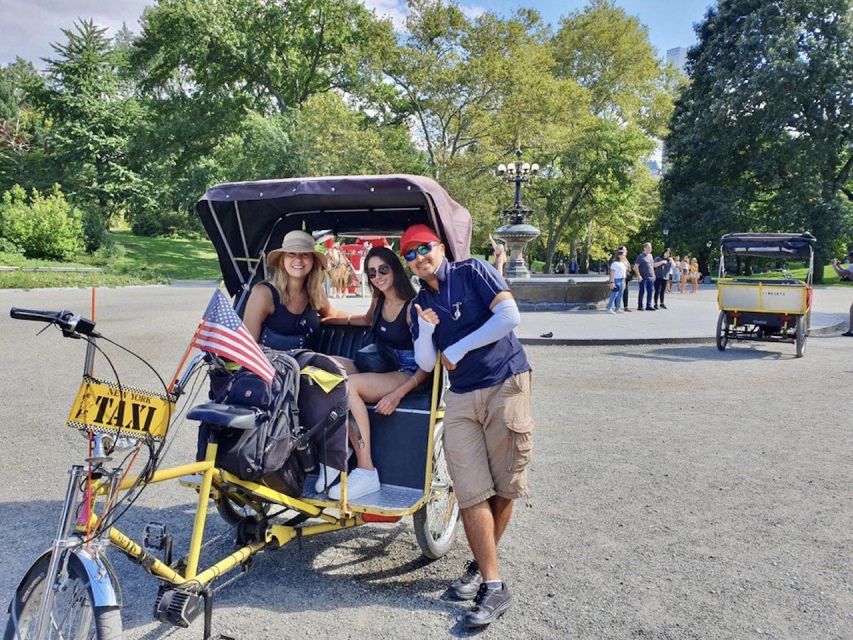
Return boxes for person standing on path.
[617,245,633,312]
[633,243,658,310]
[607,249,627,313]
[653,248,674,309]
[489,233,507,276]
[834,251,853,336]
[402,224,533,630]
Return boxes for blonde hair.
[268,254,328,310]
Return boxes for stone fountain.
[493,151,610,309]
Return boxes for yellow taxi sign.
[67,377,174,441]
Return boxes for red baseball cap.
[400,224,440,254]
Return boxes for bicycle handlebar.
[10,307,98,337]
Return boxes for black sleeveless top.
[260,282,320,350]
[372,297,413,351]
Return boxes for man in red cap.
[401,224,533,629]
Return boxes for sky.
[0,0,715,67]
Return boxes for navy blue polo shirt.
[410,258,530,393]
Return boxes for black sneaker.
[462,582,513,628]
[653,304,658,309]
[646,307,655,311]
[660,303,667,309]
[448,560,482,601]
[637,307,644,311]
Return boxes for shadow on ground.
[0,499,462,638]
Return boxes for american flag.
[192,290,275,382]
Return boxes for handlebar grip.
[9,307,97,336]
[9,307,67,323]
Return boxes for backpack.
[212,350,301,483]
[196,349,350,498]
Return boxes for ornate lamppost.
[493,149,541,278]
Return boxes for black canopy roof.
[196,174,472,297]
[719,233,816,259]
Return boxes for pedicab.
[5,174,470,639]
[715,232,816,357]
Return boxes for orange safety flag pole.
[167,321,203,395]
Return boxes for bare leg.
[346,371,412,470]
[489,495,514,546]
[460,501,500,582]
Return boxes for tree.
[131,0,391,115]
[662,0,853,281]
[25,20,143,246]
[379,2,554,181]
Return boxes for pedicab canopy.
[197,175,473,298]
[719,233,816,260]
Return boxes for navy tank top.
[260,282,320,349]
[372,298,413,351]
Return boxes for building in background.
[666,47,688,73]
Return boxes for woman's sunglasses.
[366,264,392,280]
[403,242,436,262]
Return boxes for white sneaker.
[617,308,625,313]
[607,308,616,314]
[314,464,341,493]
[328,467,380,500]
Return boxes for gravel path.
[0,287,850,639]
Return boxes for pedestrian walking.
[653,248,674,309]
[402,224,533,629]
[633,243,657,310]
[607,249,627,313]
[617,245,633,312]
[689,257,700,293]
[669,255,682,293]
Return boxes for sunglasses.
[366,264,392,280]
[403,242,436,262]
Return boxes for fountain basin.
[507,274,611,310]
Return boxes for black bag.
[354,342,399,373]
[214,351,301,482]
[261,326,306,351]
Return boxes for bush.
[129,205,202,238]
[82,207,109,252]
[0,185,85,260]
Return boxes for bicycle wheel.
[215,489,270,526]
[716,311,729,351]
[413,438,459,560]
[4,553,122,640]
[795,315,807,358]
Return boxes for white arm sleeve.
[442,299,520,365]
[413,316,438,371]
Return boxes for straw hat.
[267,230,328,269]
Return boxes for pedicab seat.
[187,403,260,430]
[308,324,439,506]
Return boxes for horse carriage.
[715,232,816,357]
[6,174,471,639]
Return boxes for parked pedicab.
[5,175,470,639]
[715,232,816,357]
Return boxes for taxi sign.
[67,377,174,441]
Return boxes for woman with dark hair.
[320,246,429,499]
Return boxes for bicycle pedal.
[153,585,201,628]
[143,521,173,565]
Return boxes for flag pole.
[168,322,202,395]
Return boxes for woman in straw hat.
[243,229,333,350]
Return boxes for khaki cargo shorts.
[443,371,534,509]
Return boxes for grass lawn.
[110,230,220,280]
[0,230,221,289]
[747,264,843,285]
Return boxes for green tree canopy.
[662,0,853,279]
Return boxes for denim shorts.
[394,348,420,376]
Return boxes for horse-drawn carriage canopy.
[719,233,816,260]
[197,174,473,298]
